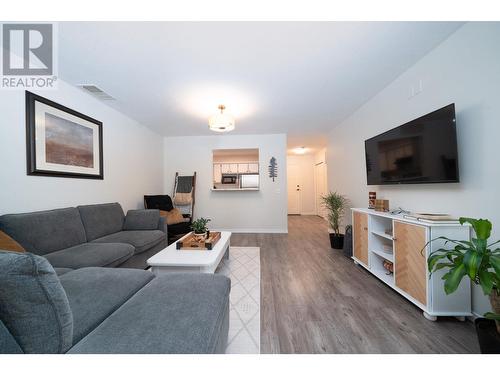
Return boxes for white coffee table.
[147,231,231,274]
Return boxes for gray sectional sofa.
[0,202,167,270]
[0,251,230,354]
[0,202,231,354]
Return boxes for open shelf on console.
[371,248,394,262]
[371,267,394,286]
[371,230,393,241]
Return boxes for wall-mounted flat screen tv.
[365,104,459,185]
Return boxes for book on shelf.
[403,213,459,224]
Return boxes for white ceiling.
[58,22,463,150]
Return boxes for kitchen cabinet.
[248,163,259,173]
[238,163,249,173]
[221,164,238,174]
[213,164,222,183]
[237,163,259,174]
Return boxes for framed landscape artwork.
[26,91,103,179]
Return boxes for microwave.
[221,175,237,184]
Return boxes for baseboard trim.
[470,311,483,321]
[213,228,288,234]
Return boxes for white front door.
[287,163,301,215]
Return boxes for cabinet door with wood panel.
[394,221,427,306]
[353,211,368,266]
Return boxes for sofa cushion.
[77,203,124,241]
[92,230,166,254]
[55,267,73,276]
[59,267,154,343]
[0,320,23,354]
[68,273,231,354]
[44,243,134,269]
[123,209,160,231]
[0,208,87,255]
[0,251,73,353]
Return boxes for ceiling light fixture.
[208,104,235,133]
[294,147,307,155]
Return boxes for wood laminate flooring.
[231,215,479,354]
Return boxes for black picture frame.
[25,91,104,179]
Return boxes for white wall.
[0,80,164,214]
[287,154,316,215]
[326,22,500,315]
[314,148,327,165]
[164,134,287,233]
[313,148,328,219]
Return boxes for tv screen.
[365,104,459,185]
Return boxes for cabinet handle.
[363,227,368,231]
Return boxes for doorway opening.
[287,149,328,217]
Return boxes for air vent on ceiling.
[77,84,115,100]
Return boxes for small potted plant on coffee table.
[191,217,211,241]
[322,191,349,249]
[427,217,500,353]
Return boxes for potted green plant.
[321,192,349,249]
[191,217,211,240]
[427,217,500,353]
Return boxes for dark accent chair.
[144,195,192,243]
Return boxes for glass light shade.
[208,112,235,132]
[293,147,307,154]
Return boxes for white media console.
[351,208,471,321]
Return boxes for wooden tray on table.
[176,231,221,250]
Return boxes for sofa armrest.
[123,209,161,231]
[158,216,168,234]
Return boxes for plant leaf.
[487,240,500,248]
[478,269,495,295]
[463,250,483,280]
[444,264,466,295]
[472,238,487,253]
[433,263,454,271]
[459,217,492,240]
[428,253,450,272]
[484,312,500,321]
[489,255,500,277]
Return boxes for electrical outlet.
[408,79,423,99]
[416,79,423,95]
[408,85,414,99]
